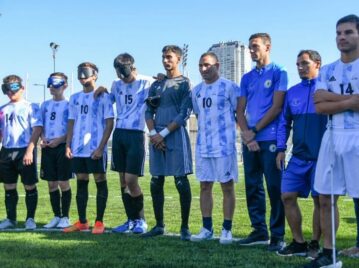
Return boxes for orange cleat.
[92,221,105,234]
[63,220,89,233]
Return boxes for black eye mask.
[2,82,22,95]
[115,63,133,79]
[78,67,97,80]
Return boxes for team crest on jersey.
[291,98,300,107]
[269,144,276,153]
[264,80,272,88]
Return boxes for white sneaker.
[57,217,71,228]
[132,219,148,234]
[0,218,16,229]
[190,227,213,242]
[44,216,61,228]
[219,229,233,245]
[25,218,37,230]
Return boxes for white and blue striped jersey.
[110,74,153,131]
[192,77,239,158]
[41,99,69,142]
[316,58,359,129]
[0,100,42,148]
[68,91,114,157]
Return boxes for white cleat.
[219,229,233,245]
[44,216,61,229]
[190,227,213,242]
[25,218,37,230]
[57,217,71,228]
[0,218,16,229]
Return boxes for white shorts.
[314,129,359,198]
[195,151,238,183]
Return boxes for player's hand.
[276,152,285,170]
[241,129,255,144]
[91,147,104,160]
[65,146,73,159]
[47,137,62,148]
[94,86,108,98]
[152,73,166,81]
[155,141,166,151]
[23,150,33,166]
[40,139,48,148]
[150,133,164,145]
[247,140,260,152]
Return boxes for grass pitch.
[0,164,358,267]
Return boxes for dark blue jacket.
[277,79,327,160]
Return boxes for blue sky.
[0,0,358,103]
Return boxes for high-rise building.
[208,41,252,84]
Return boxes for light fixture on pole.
[50,42,59,72]
[33,83,46,103]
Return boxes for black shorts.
[40,143,73,181]
[0,147,38,185]
[71,153,107,174]
[111,128,145,176]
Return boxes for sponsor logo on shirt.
[329,76,336,82]
[264,80,272,88]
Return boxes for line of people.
[0,13,358,268]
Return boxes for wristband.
[159,128,170,138]
[149,129,157,137]
[250,126,258,134]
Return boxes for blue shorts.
[281,155,318,197]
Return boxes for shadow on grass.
[1,231,359,267]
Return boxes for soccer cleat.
[112,220,134,233]
[219,229,233,245]
[56,217,71,228]
[63,220,89,233]
[277,239,308,257]
[44,216,61,229]
[180,227,191,241]
[303,253,342,268]
[190,227,213,242]
[25,218,37,230]
[339,246,359,258]
[0,218,16,229]
[92,221,105,234]
[238,230,269,246]
[268,237,286,252]
[132,219,148,234]
[307,240,320,260]
[141,225,165,238]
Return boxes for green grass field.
[0,164,358,267]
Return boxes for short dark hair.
[49,72,68,83]
[78,62,99,73]
[337,14,359,33]
[162,45,182,57]
[3,74,22,84]
[297,50,322,67]
[249,33,271,44]
[113,53,135,68]
[200,52,219,63]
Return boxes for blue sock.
[222,219,232,231]
[202,217,212,231]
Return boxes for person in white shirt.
[40,72,73,229]
[64,62,114,235]
[190,52,239,244]
[0,74,42,230]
